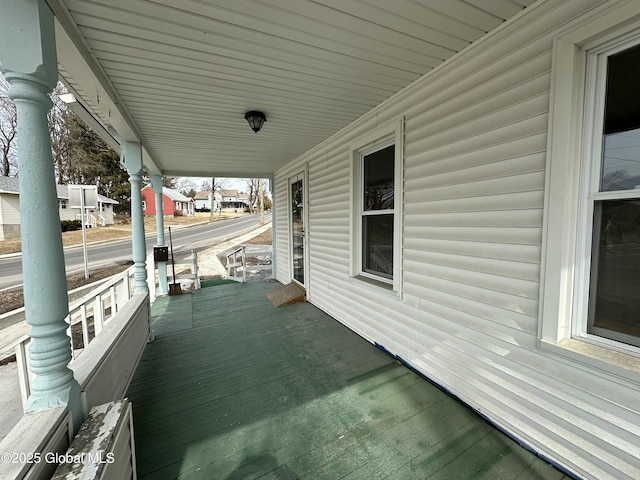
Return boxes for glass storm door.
[290,173,305,285]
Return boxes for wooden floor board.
[127,282,570,480]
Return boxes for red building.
[140,186,194,217]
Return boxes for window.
[578,39,640,349]
[361,141,395,280]
[58,200,67,209]
[541,9,640,366]
[142,201,146,211]
[350,118,403,294]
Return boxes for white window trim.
[573,33,640,353]
[141,200,146,211]
[349,117,404,297]
[539,6,640,379]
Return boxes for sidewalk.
[182,222,272,278]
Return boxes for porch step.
[266,281,305,307]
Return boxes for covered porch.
[127,282,568,479]
[3,1,640,478]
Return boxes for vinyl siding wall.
[273,1,640,478]
[0,193,21,240]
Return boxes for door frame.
[288,167,309,289]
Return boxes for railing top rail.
[67,265,135,312]
[227,246,245,258]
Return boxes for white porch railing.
[4,292,148,480]
[75,212,97,228]
[16,265,135,410]
[226,245,272,282]
[146,250,200,299]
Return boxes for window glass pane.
[362,214,393,279]
[601,129,640,191]
[363,144,394,211]
[588,199,640,346]
[291,179,304,285]
[600,44,640,191]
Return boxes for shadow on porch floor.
[126,282,570,480]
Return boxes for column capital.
[151,174,164,193]
[123,141,144,174]
[0,0,57,90]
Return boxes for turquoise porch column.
[0,0,82,430]
[124,142,148,294]
[151,174,168,295]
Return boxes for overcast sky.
[182,177,270,194]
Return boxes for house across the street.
[194,189,219,211]
[0,176,118,240]
[219,189,249,212]
[140,185,195,217]
[194,189,249,212]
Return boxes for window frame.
[540,8,640,375]
[359,138,395,283]
[349,117,404,296]
[573,35,640,351]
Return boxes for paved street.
[0,215,264,291]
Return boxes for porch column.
[0,0,82,430]
[151,174,168,295]
[123,141,148,294]
[270,176,276,280]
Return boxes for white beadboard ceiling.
[47,0,537,178]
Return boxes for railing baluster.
[81,303,90,349]
[66,313,75,359]
[109,285,116,318]
[192,250,199,289]
[242,246,247,282]
[15,337,31,412]
[94,294,104,335]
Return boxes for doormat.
[266,282,306,307]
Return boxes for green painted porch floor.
[127,282,570,480]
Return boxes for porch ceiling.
[47,0,536,178]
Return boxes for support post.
[123,142,148,294]
[151,174,168,295]
[270,176,276,280]
[0,0,82,431]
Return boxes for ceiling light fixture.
[244,111,266,133]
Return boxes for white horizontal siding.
[273,171,290,284]
[2,194,20,224]
[274,1,640,478]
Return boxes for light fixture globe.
[244,111,266,133]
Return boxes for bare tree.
[199,178,211,191]
[245,178,260,214]
[173,177,197,193]
[0,74,17,176]
[209,177,229,221]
